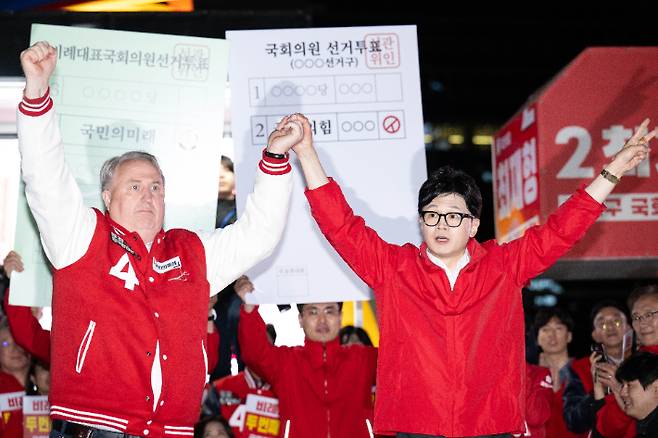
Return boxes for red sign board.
[493,48,658,276]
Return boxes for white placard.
[227,26,426,304]
[0,391,24,412]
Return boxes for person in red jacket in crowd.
[204,320,278,437]
[594,285,658,438]
[533,308,587,438]
[0,319,31,437]
[2,251,50,364]
[236,276,377,438]
[284,113,654,437]
[563,301,631,434]
[516,363,553,438]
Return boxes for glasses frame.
[420,211,474,228]
[631,309,658,324]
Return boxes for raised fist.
[20,41,57,98]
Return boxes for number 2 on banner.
[229,405,246,431]
[109,253,139,290]
[556,126,594,179]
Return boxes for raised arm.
[505,119,654,285]
[289,114,329,190]
[290,113,398,289]
[201,117,301,294]
[235,276,283,386]
[18,42,95,269]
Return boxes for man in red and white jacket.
[285,113,654,437]
[17,42,297,437]
[3,250,221,377]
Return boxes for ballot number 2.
[109,253,139,291]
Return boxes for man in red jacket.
[533,308,586,438]
[236,276,377,438]
[284,113,654,437]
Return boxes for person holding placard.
[18,41,298,438]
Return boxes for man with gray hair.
[18,41,299,437]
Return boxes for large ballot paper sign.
[12,24,229,306]
[227,26,426,304]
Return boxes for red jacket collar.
[640,344,658,354]
[303,337,341,369]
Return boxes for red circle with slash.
[382,115,401,133]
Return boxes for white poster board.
[227,26,426,304]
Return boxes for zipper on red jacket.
[323,344,330,438]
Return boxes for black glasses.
[421,211,474,227]
[631,310,658,324]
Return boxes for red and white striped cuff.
[259,149,291,175]
[19,87,53,117]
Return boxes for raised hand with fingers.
[586,118,656,203]
[606,118,655,178]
